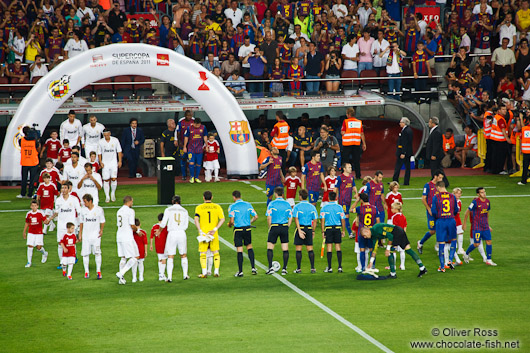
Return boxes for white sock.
[356,252,361,268]
[167,258,174,280]
[364,250,370,268]
[95,254,102,272]
[181,257,188,277]
[119,258,137,276]
[400,249,406,267]
[110,180,117,198]
[132,260,138,281]
[478,241,487,261]
[119,258,127,272]
[83,255,90,274]
[457,233,463,250]
[214,168,219,178]
[27,247,33,263]
[49,220,56,231]
[453,252,461,264]
[103,181,110,199]
[138,259,144,280]
[207,252,213,273]
[58,244,63,263]
[158,261,163,276]
[38,247,46,254]
[43,223,49,234]
[161,262,167,276]
[67,264,74,277]
[444,244,449,265]
[205,169,212,180]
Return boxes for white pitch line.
[400,186,497,191]
[214,229,394,353]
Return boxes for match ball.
[271,261,281,272]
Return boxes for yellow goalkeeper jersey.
[195,202,225,234]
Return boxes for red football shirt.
[455,199,462,226]
[39,167,61,184]
[25,210,46,234]
[391,212,407,230]
[37,182,58,210]
[90,161,100,173]
[45,138,62,159]
[322,175,338,202]
[59,147,72,162]
[204,140,220,162]
[284,175,301,199]
[385,191,403,219]
[134,229,148,259]
[61,233,77,257]
[150,223,168,254]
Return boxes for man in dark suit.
[121,118,145,178]
[426,116,449,186]
[392,117,413,185]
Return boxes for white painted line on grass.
[214,233,394,353]
[400,186,497,191]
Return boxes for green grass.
[0,175,529,353]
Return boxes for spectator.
[64,30,89,59]
[112,26,131,43]
[515,39,530,80]
[516,0,530,34]
[472,14,493,55]
[290,24,310,52]
[286,56,303,94]
[29,55,48,81]
[519,70,530,101]
[497,74,515,99]
[7,59,29,84]
[455,125,479,168]
[313,126,340,171]
[372,29,390,76]
[225,0,243,26]
[77,0,96,25]
[268,57,285,95]
[303,41,324,93]
[416,13,428,37]
[225,71,247,96]
[324,49,341,92]
[496,14,517,49]
[221,53,241,78]
[260,30,278,67]
[121,118,145,178]
[203,53,221,72]
[357,29,374,74]
[492,38,516,86]
[392,117,413,185]
[384,42,406,96]
[403,16,420,56]
[458,26,471,53]
[341,34,359,72]
[108,1,127,33]
[243,46,267,93]
[10,29,26,62]
[238,36,255,74]
[356,1,374,28]
[412,41,432,95]
[18,126,40,199]
[332,0,348,19]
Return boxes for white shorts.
[81,237,102,256]
[27,233,44,247]
[164,231,187,256]
[84,145,98,158]
[57,227,67,242]
[157,253,168,261]
[117,240,139,258]
[320,201,328,209]
[42,209,54,217]
[286,198,295,207]
[456,225,463,235]
[354,241,360,254]
[102,165,118,180]
[62,256,76,265]
[203,159,220,170]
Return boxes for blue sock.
[360,251,366,270]
[195,165,201,178]
[466,244,475,255]
[420,231,432,245]
[267,197,272,206]
[449,240,457,262]
[181,159,187,177]
[438,243,445,268]
[188,163,194,178]
[486,244,492,260]
[345,217,352,235]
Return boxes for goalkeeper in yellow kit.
[194,190,225,278]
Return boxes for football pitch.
[0,175,528,353]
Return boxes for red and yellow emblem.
[229,120,250,145]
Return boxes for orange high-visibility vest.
[491,114,507,142]
[271,120,290,149]
[464,133,478,153]
[442,135,455,152]
[522,125,530,154]
[342,117,362,146]
[483,111,493,139]
[257,146,271,164]
[20,138,39,166]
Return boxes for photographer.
[324,49,341,92]
[29,54,48,80]
[243,46,267,93]
[18,126,41,199]
[313,126,340,171]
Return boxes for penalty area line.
[215,232,394,353]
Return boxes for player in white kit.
[115,195,139,285]
[63,152,86,194]
[82,115,105,158]
[98,129,123,203]
[45,181,82,268]
[78,163,102,206]
[79,194,105,279]
[60,110,83,147]
[157,195,190,281]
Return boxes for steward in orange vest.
[519,117,530,185]
[19,126,40,198]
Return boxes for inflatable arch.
[0,44,258,180]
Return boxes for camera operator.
[324,49,342,92]
[313,126,340,171]
[18,126,41,199]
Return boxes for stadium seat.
[0,76,10,98]
[133,75,153,97]
[341,70,358,90]
[378,69,388,92]
[114,75,134,98]
[31,76,43,84]
[359,70,379,90]
[93,77,114,99]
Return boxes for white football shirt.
[54,195,82,229]
[60,119,83,145]
[63,163,86,192]
[80,206,105,240]
[160,204,189,232]
[82,123,105,147]
[98,137,122,166]
[116,205,135,242]
[79,172,102,204]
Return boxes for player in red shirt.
[36,173,59,234]
[88,151,100,173]
[58,139,72,163]
[322,166,338,207]
[385,181,403,220]
[41,130,62,164]
[284,166,302,207]
[38,159,62,185]
[150,213,169,281]
[132,218,148,283]
[60,222,77,280]
[23,200,48,267]
[204,133,221,182]
[389,201,407,271]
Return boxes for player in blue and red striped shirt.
[302,151,326,205]
[365,171,386,223]
[431,182,459,272]
[287,57,303,93]
[260,147,285,206]
[335,163,357,237]
[417,171,444,253]
[183,118,207,183]
[412,42,432,93]
[355,193,378,271]
[463,187,496,266]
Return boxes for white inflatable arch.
[0,44,258,180]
